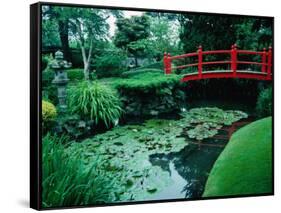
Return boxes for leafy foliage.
[67,69,84,81]
[42,134,115,207]
[121,68,163,78]
[183,107,248,140]
[94,46,127,78]
[179,14,241,53]
[42,70,55,87]
[235,18,273,50]
[111,72,184,116]
[116,72,181,91]
[68,81,122,127]
[114,15,151,65]
[42,16,61,48]
[42,100,57,122]
[42,100,57,133]
[256,86,272,117]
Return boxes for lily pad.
[64,107,248,202]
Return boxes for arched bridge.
[163,44,272,82]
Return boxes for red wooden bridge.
[163,44,272,82]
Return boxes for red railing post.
[163,52,167,74]
[261,48,267,73]
[267,47,272,79]
[167,53,172,74]
[231,44,237,76]
[198,45,203,78]
[164,52,172,74]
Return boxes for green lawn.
[203,117,273,197]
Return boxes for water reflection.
[149,118,253,199]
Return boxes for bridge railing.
[163,44,272,79]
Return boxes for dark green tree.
[42,6,72,61]
[235,18,273,50]
[113,15,150,66]
[179,14,243,52]
[47,6,110,79]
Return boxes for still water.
[148,100,255,200]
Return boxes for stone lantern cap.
[55,50,64,60]
[50,50,72,70]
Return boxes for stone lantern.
[50,50,72,112]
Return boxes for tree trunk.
[58,20,71,61]
[80,38,93,80]
[80,46,89,80]
[134,56,138,67]
[84,62,90,80]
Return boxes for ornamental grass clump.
[42,134,115,207]
[68,81,122,128]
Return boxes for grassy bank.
[203,117,273,197]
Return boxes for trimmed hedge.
[203,117,273,197]
[121,68,163,78]
[116,72,181,91]
[110,72,185,116]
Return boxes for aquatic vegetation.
[64,107,248,202]
[186,107,248,125]
[187,123,219,140]
[181,107,248,141]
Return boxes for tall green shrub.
[68,81,122,127]
[42,134,115,207]
[256,86,272,117]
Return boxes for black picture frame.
[30,2,274,210]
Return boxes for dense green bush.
[95,49,127,78]
[256,86,272,117]
[67,69,84,81]
[42,69,84,85]
[42,100,57,133]
[116,72,181,91]
[68,81,122,128]
[42,100,57,121]
[133,61,164,71]
[114,72,185,116]
[43,85,58,106]
[42,70,54,87]
[121,68,163,78]
[42,54,53,71]
[42,70,58,105]
[42,134,115,207]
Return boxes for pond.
[69,103,255,202]
[149,116,254,200]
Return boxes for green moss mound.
[203,117,273,197]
